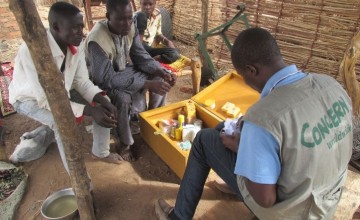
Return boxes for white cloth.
[9,29,103,118]
[12,100,110,173]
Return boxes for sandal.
[154,199,174,220]
[116,145,136,162]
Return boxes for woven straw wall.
[172,0,224,56]
[232,0,360,85]
[134,0,176,13]
[164,0,359,85]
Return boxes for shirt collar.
[261,64,299,98]
[68,45,77,55]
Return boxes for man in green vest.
[155,28,353,219]
[85,0,176,161]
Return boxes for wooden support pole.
[191,58,202,95]
[9,1,95,219]
[198,0,209,66]
[339,30,360,116]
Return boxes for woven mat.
[0,162,28,220]
[0,62,15,118]
[0,62,15,117]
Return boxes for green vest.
[85,20,135,67]
[238,73,353,220]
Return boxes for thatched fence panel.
[154,0,358,85]
[133,0,176,13]
[172,0,224,58]
[208,0,360,86]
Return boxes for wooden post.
[339,30,360,116]
[198,0,209,65]
[191,58,202,95]
[9,1,95,219]
[340,30,360,169]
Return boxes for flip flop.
[116,145,136,162]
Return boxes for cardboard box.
[139,71,259,178]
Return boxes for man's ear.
[52,21,60,33]
[106,12,110,21]
[246,65,257,76]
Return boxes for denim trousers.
[13,100,111,173]
[173,126,243,220]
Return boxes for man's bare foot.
[117,145,136,162]
[92,153,123,164]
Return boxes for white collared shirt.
[142,8,162,46]
[9,29,102,118]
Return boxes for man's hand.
[166,40,175,48]
[155,67,177,87]
[163,72,177,87]
[84,105,117,128]
[101,101,118,120]
[220,132,240,153]
[145,80,171,95]
[92,93,117,120]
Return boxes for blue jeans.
[173,126,243,220]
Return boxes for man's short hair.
[48,2,81,26]
[231,28,281,71]
[106,0,130,13]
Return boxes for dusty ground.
[2,78,255,220]
[1,4,360,220]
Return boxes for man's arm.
[234,121,281,208]
[154,13,175,48]
[83,93,117,128]
[129,27,163,75]
[130,29,177,86]
[245,180,277,208]
[154,34,175,48]
[134,11,147,42]
[88,41,147,92]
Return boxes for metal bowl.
[41,188,78,220]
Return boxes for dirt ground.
[1,4,360,220]
[1,61,254,220]
[3,83,254,220]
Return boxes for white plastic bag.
[9,125,55,163]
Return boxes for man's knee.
[108,90,132,107]
[162,48,180,64]
[193,128,220,148]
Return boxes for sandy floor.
[2,76,255,220]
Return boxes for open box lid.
[191,71,260,121]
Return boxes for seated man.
[9,2,123,171]
[85,0,176,161]
[155,28,353,220]
[134,0,180,64]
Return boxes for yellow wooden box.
[139,71,259,178]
